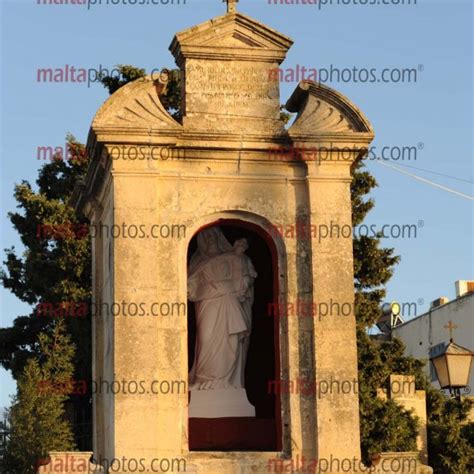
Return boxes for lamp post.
[430,321,474,400]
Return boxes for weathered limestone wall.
[183,59,283,133]
[108,153,312,469]
[306,156,361,460]
[78,139,367,472]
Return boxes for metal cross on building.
[444,320,458,341]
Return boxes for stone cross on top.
[224,0,238,13]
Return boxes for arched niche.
[186,215,285,452]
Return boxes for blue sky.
[0,0,472,407]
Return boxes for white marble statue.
[188,227,257,392]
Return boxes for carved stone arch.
[184,210,288,271]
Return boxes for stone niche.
[70,7,383,474]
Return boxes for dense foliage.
[2,320,76,473]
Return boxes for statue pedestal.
[189,388,255,418]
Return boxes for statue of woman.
[188,227,257,391]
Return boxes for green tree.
[357,332,420,461]
[0,137,90,374]
[0,135,92,449]
[351,161,421,462]
[2,320,76,474]
[352,161,474,471]
[0,65,180,452]
[426,389,474,473]
[99,64,146,94]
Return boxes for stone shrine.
[45,2,433,473]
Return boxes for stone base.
[189,388,255,418]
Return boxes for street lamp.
[430,336,474,399]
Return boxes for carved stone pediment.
[170,12,293,64]
[285,80,374,137]
[92,76,182,133]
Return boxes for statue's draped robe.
[188,228,256,390]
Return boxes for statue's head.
[196,226,232,257]
[233,238,248,254]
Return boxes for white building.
[392,281,474,392]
